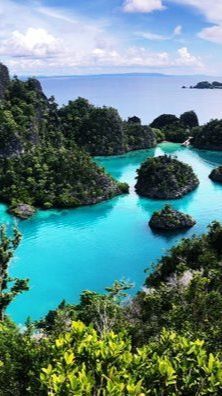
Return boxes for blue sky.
[0,0,222,75]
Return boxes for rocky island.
[135,155,199,199]
[190,81,222,89]
[209,166,222,183]
[0,63,129,218]
[149,204,196,230]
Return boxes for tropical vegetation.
[192,119,222,150]
[150,111,199,143]
[135,155,199,199]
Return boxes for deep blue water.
[4,142,222,323]
[39,74,222,124]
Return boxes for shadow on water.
[191,147,222,167]
[17,195,122,240]
[149,226,194,242]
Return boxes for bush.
[40,321,222,395]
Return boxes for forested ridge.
[0,64,131,214]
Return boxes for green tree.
[0,225,29,321]
[77,280,133,334]
[180,110,199,128]
[150,114,179,129]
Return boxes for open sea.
[4,74,222,323]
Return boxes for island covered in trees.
[135,155,199,199]
[149,204,196,230]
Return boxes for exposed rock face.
[8,203,36,219]
[135,155,199,199]
[209,167,222,183]
[149,205,196,230]
[0,63,10,99]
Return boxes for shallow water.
[5,142,222,323]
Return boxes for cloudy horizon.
[0,0,221,76]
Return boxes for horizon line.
[16,72,220,79]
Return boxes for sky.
[0,0,222,76]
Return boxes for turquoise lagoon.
[5,142,222,323]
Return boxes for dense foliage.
[123,122,156,151]
[0,226,28,320]
[150,111,199,143]
[0,67,129,213]
[40,322,222,396]
[135,155,199,199]
[151,128,165,142]
[59,98,156,155]
[192,119,222,150]
[60,99,126,155]
[180,111,199,128]
[1,319,222,395]
[150,114,179,129]
[0,145,127,209]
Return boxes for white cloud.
[123,0,165,13]
[136,31,168,41]
[198,25,222,44]
[136,25,183,41]
[174,25,182,35]
[5,45,203,75]
[170,1,222,23]
[0,0,204,75]
[0,28,62,58]
[170,0,222,44]
[176,47,202,67]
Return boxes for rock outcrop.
[8,203,36,219]
[135,155,199,199]
[0,63,10,99]
[149,205,196,230]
